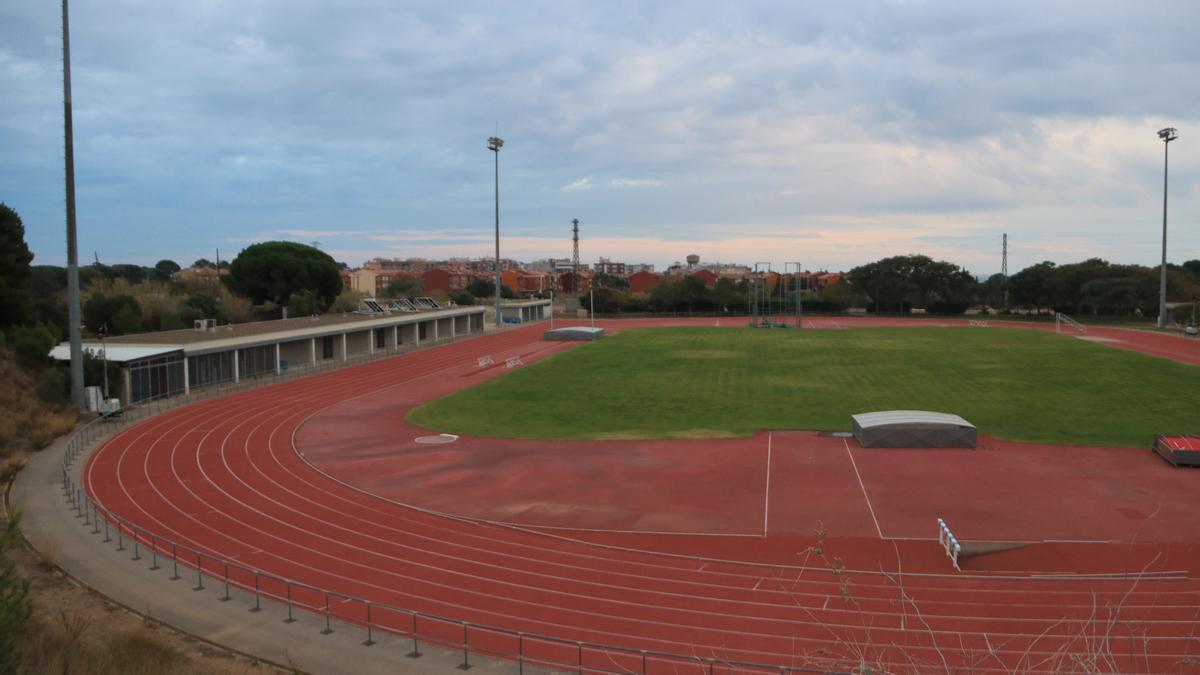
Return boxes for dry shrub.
[32,538,58,573]
[217,286,256,324]
[0,353,77,461]
[18,613,259,675]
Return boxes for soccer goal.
[1054,311,1087,335]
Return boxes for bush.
[35,368,69,407]
[450,291,475,306]
[11,324,56,369]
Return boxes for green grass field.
[407,327,1200,446]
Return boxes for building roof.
[48,343,182,363]
[104,307,474,346]
[48,306,485,358]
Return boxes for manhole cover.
[415,434,460,445]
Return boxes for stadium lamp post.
[1157,127,1178,329]
[488,136,504,327]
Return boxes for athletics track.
[83,318,1200,673]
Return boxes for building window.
[322,336,334,359]
[129,352,185,403]
[187,352,233,390]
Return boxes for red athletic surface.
[85,319,1200,673]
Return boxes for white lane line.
[843,438,883,540]
[762,433,773,537]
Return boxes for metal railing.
[56,331,840,675]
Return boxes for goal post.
[1055,311,1087,335]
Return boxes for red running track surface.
[85,320,1200,673]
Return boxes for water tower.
[686,253,700,269]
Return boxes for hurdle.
[937,518,962,571]
[476,355,495,367]
[504,356,524,369]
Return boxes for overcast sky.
[3,1,1198,275]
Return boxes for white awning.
[48,342,182,364]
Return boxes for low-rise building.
[49,303,488,406]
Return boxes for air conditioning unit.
[193,318,217,331]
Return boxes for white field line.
[763,433,773,537]
[843,438,883,540]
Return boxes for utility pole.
[62,0,84,411]
[571,218,580,295]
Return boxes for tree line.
[584,254,1200,322]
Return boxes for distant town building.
[501,269,556,297]
[594,257,627,276]
[422,268,473,295]
[557,269,593,294]
[628,270,662,294]
[689,269,718,288]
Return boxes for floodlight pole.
[1157,128,1178,329]
[62,0,85,411]
[488,136,504,327]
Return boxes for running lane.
[84,322,1200,672]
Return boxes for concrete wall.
[399,323,418,346]
[279,339,312,370]
[345,330,371,358]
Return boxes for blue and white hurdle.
[937,518,962,571]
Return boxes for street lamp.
[1157,127,1178,329]
[487,136,504,327]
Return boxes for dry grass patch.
[0,354,76,460]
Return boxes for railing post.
[91,503,99,534]
[170,543,180,580]
[407,612,421,658]
[149,536,159,570]
[82,496,91,526]
[103,517,110,543]
[284,583,295,623]
[577,641,583,675]
[250,573,261,612]
[322,592,333,634]
[116,522,124,551]
[362,602,374,646]
[458,622,470,670]
[194,554,205,591]
[222,564,231,601]
[518,633,524,675]
[131,532,140,560]
[642,650,647,675]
